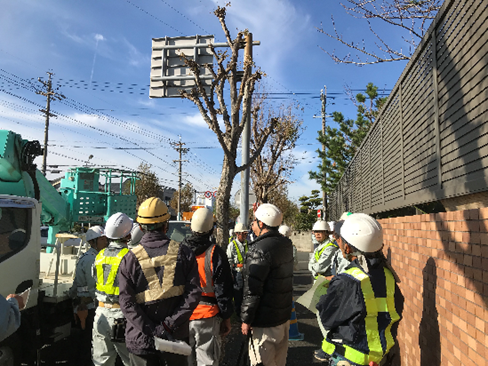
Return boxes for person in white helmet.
[68,225,108,366]
[184,208,234,366]
[92,213,132,366]
[226,222,249,317]
[308,221,338,279]
[241,204,294,366]
[279,225,297,269]
[127,223,144,249]
[316,213,404,366]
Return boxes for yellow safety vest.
[132,240,185,304]
[94,247,129,296]
[231,239,248,264]
[322,266,400,365]
[314,240,338,261]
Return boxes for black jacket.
[316,256,404,356]
[182,233,234,319]
[118,231,201,356]
[240,230,294,327]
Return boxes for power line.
[158,0,210,34]
[125,0,184,35]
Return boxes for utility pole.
[36,72,65,176]
[172,137,188,220]
[240,32,253,228]
[313,86,328,221]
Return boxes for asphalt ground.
[221,268,325,366]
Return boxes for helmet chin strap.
[256,219,263,236]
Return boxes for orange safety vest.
[190,244,220,320]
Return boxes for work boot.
[314,349,330,362]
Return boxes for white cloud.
[214,0,311,75]
[94,34,105,42]
[122,38,149,67]
[288,173,320,201]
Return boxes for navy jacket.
[316,256,404,356]
[118,231,201,356]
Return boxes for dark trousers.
[234,287,244,318]
[72,308,96,366]
[129,352,188,366]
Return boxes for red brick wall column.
[379,209,488,366]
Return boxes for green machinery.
[0,130,138,247]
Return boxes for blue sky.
[0,0,413,204]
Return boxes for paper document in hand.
[296,277,329,314]
[17,287,31,310]
[154,337,192,356]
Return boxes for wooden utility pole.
[321,86,328,221]
[240,32,252,227]
[172,137,188,220]
[313,86,328,221]
[36,72,65,176]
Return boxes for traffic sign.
[213,191,217,198]
[235,189,257,208]
[317,209,322,218]
[204,191,212,198]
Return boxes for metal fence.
[329,0,488,220]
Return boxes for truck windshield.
[0,207,30,262]
[167,221,192,243]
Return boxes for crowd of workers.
[1,196,404,366]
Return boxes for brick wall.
[379,209,488,366]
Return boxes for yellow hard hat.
[137,197,170,224]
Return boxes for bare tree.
[250,92,304,204]
[170,183,194,213]
[179,6,277,244]
[133,162,161,207]
[318,0,442,65]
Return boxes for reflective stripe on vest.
[94,247,129,296]
[132,240,185,304]
[314,240,338,261]
[190,244,219,320]
[232,239,248,264]
[322,266,400,365]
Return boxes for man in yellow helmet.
[92,213,133,366]
[118,197,201,366]
[316,213,404,366]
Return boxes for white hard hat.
[191,208,214,233]
[229,229,234,237]
[312,221,330,231]
[278,225,291,237]
[340,212,353,220]
[105,212,133,240]
[234,223,248,233]
[128,223,144,246]
[86,225,105,242]
[254,203,283,227]
[340,213,383,253]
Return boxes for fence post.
[400,84,405,200]
[432,30,442,189]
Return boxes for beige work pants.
[248,321,290,366]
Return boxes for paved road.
[221,267,325,366]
